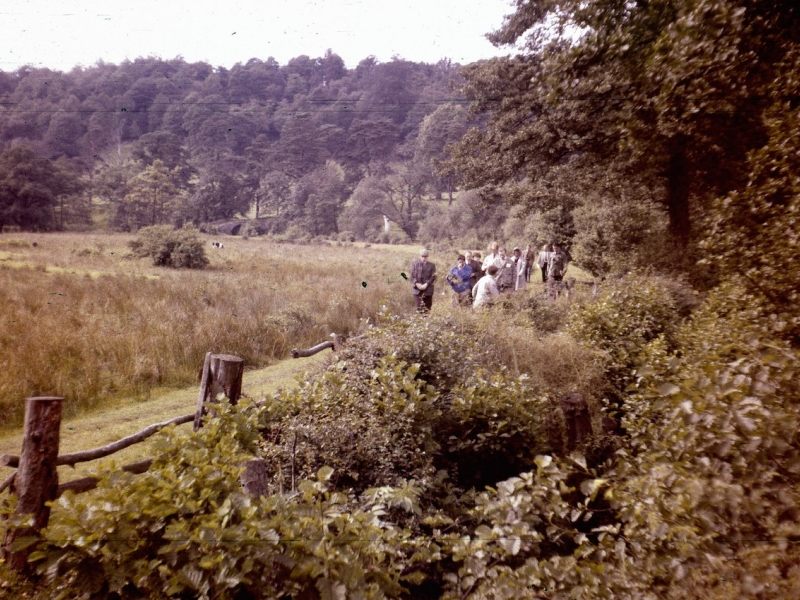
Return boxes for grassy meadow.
[0,233,427,430]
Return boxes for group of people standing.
[410,241,570,313]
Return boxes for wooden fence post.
[193,353,244,431]
[2,396,63,571]
[560,393,593,451]
[240,459,269,497]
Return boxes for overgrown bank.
[4,273,798,598]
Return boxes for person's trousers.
[415,294,433,313]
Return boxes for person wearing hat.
[411,248,437,313]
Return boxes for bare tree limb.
[1,413,194,469]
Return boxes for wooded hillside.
[0,52,469,238]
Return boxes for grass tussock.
[0,233,417,429]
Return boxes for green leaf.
[317,466,335,482]
[658,383,681,396]
[8,535,39,552]
[317,577,347,600]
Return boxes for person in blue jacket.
[447,254,473,307]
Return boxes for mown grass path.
[0,354,327,485]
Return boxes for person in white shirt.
[473,265,500,308]
[481,241,500,272]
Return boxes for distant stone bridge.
[210,218,271,236]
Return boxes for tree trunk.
[2,397,63,571]
[447,174,454,206]
[560,393,593,451]
[666,137,691,247]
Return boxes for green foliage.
[702,89,800,344]
[443,373,556,489]
[10,274,798,598]
[256,357,441,493]
[430,281,800,598]
[0,146,84,231]
[128,224,209,268]
[238,220,266,238]
[31,401,417,600]
[256,312,573,497]
[566,275,689,400]
[450,0,800,267]
[117,159,179,231]
[607,281,800,595]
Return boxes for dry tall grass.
[0,234,419,429]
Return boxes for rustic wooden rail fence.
[0,352,252,571]
[0,337,596,573]
[0,337,340,572]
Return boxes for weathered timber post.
[240,459,269,497]
[193,353,244,431]
[560,393,593,451]
[2,396,63,571]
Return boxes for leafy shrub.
[128,224,208,268]
[565,274,688,402]
[256,357,441,493]
[431,280,800,599]
[519,293,572,333]
[443,373,557,489]
[273,312,598,498]
[31,401,420,600]
[376,229,412,245]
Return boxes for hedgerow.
[6,282,798,598]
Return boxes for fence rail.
[0,338,342,572]
[0,352,247,572]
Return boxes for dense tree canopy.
[448,0,800,277]
[0,53,465,233]
[0,146,83,230]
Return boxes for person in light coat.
[473,265,500,308]
[512,247,527,291]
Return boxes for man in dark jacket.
[411,248,436,313]
[547,241,569,299]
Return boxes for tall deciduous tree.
[416,102,467,203]
[0,146,82,231]
[120,159,178,230]
[451,0,798,250]
[342,162,430,240]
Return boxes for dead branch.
[55,459,154,498]
[1,413,194,469]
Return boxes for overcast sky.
[1,0,516,72]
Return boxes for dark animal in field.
[211,242,224,249]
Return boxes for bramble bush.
[128,224,209,268]
[8,283,797,598]
[565,274,693,403]
[26,401,424,600]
